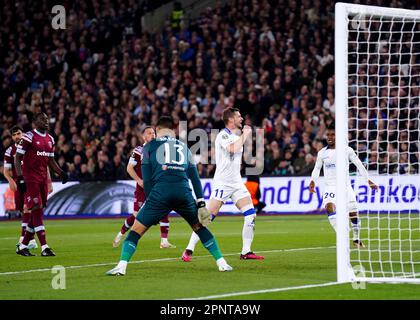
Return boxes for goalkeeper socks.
[327,213,337,232]
[116,260,128,271]
[196,227,223,260]
[186,215,217,252]
[186,231,200,252]
[121,215,136,235]
[120,231,141,262]
[351,217,361,240]
[186,214,217,251]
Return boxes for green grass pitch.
[0,215,419,300]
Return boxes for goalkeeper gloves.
[197,199,211,226]
[60,171,68,184]
[17,176,26,194]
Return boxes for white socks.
[41,244,49,251]
[351,218,361,241]
[185,214,216,252]
[117,260,128,272]
[328,214,337,232]
[241,214,256,255]
[328,214,361,241]
[186,232,200,252]
[187,211,256,255]
[216,257,232,271]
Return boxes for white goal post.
[335,3,420,284]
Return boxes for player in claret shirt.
[15,113,69,257]
[3,125,37,250]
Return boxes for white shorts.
[322,185,358,213]
[211,182,251,204]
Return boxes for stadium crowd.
[0,0,418,182]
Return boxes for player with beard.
[182,108,265,262]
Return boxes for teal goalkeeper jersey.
[141,135,203,199]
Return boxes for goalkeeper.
[107,116,232,275]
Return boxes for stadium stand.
[0,0,417,182]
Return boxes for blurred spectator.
[171,1,184,32]
[297,153,316,176]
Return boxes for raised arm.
[229,126,252,153]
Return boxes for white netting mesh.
[347,12,420,280]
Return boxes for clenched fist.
[242,125,252,139]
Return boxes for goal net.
[335,3,420,284]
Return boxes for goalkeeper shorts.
[136,184,199,228]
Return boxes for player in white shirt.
[309,124,378,248]
[182,107,265,261]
